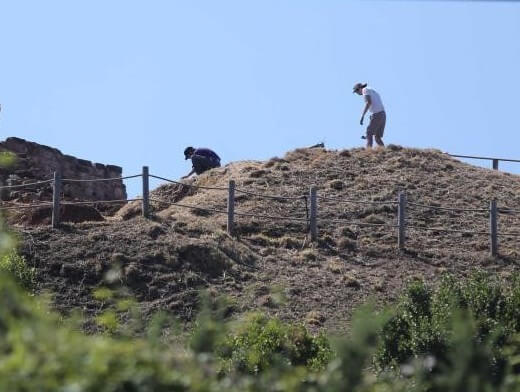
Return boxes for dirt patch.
[7,204,104,226]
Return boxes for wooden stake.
[142,166,149,218]
[227,180,235,235]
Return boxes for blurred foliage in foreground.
[4,269,520,391]
[3,205,520,391]
[0,249,36,290]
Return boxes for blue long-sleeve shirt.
[193,148,220,163]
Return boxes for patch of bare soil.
[14,146,520,333]
[7,204,104,226]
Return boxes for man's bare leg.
[375,135,385,147]
[366,134,374,149]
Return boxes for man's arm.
[181,168,196,179]
[360,95,372,125]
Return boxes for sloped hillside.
[15,146,520,332]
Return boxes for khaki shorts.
[367,111,386,138]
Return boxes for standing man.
[353,82,386,148]
[182,146,221,179]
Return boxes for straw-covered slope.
[16,146,520,332]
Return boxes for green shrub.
[0,250,36,290]
[2,265,520,391]
[376,270,520,385]
[216,313,332,374]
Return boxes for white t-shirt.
[362,87,385,114]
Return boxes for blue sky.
[1,1,519,197]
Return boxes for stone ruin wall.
[0,137,127,203]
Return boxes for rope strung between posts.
[318,194,399,205]
[498,208,520,215]
[62,174,142,183]
[497,232,520,238]
[61,198,142,206]
[318,217,398,228]
[234,188,309,224]
[150,197,308,222]
[150,197,229,215]
[0,202,53,211]
[149,174,228,191]
[0,179,53,190]
[234,187,307,201]
[407,201,488,213]
[405,218,486,230]
[406,224,489,235]
[233,211,308,222]
[408,224,520,238]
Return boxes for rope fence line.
[498,233,520,239]
[318,218,398,229]
[449,153,520,171]
[406,225,490,236]
[318,195,399,205]
[498,208,520,214]
[2,166,518,256]
[0,202,53,211]
[150,197,229,216]
[0,179,53,190]
[150,196,308,222]
[407,201,489,213]
[149,174,228,191]
[233,211,308,222]
[61,198,142,206]
[234,187,306,201]
[408,225,520,238]
[62,174,142,183]
[406,218,487,230]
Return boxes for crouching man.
[181,146,221,179]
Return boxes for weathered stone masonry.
[0,137,127,202]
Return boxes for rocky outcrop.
[0,137,126,202]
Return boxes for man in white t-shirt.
[353,82,386,148]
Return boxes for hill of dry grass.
[14,145,520,332]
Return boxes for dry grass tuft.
[278,236,302,249]
[326,258,344,274]
[305,310,326,326]
[250,169,269,178]
[341,272,361,289]
[300,249,318,262]
[328,180,345,190]
[338,238,357,252]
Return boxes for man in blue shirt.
[181,146,221,179]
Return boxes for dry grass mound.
[14,146,520,333]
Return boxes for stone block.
[4,137,29,153]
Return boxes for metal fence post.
[310,186,317,241]
[490,199,498,257]
[142,166,149,218]
[398,192,407,249]
[492,159,499,170]
[227,180,235,235]
[52,171,61,228]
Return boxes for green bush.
[375,270,520,390]
[3,266,520,391]
[214,313,332,374]
[0,250,36,290]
